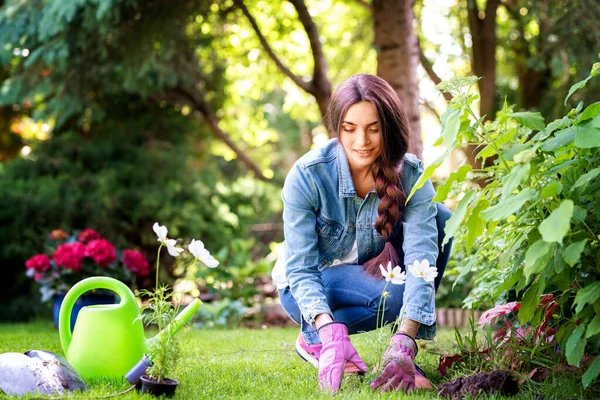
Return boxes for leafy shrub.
[417,63,600,386]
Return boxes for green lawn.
[0,322,591,399]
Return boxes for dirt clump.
[438,370,519,399]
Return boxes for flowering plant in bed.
[25,228,150,302]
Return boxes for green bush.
[0,105,281,316]
[419,63,600,386]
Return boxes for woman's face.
[339,101,382,172]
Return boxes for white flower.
[408,259,438,282]
[153,222,168,244]
[379,261,406,285]
[165,239,184,257]
[153,222,184,257]
[188,239,219,268]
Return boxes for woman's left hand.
[370,333,417,391]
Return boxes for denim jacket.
[282,139,439,339]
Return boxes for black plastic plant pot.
[140,375,179,397]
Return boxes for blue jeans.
[279,203,453,345]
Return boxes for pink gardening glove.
[370,333,418,391]
[317,322,369,392]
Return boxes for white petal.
[166,245,184,257]
[379,264,387,278]
[203,257,219,268]
[188,239,206,259]
[153,222,168,242]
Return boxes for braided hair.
[324,74,410,277]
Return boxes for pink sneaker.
[295,332,365,375]
[295,332,321,369]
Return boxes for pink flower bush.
[122,249,150,277]
[25,254,51,272]
[53,242,86,272]
[85,239,117,267]
[26,228,150,302]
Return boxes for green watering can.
[59,277,201,379]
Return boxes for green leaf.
[574,282,600,314]
[518,277,544,322]
[541,182,562,198]
[501,163,530,200]
[566,324,586,367]
[573,206,588,223]
[494,269,523,297]
[440,106,461,149]
[453,255,477,290]
[586,315,600,339]
[466,199,488,249]
[442,190,478,247]
[538,200,574,244]
[583,356,600,388]
[540,127,576,152]
[480,188,537,221]
[524,240,554,278]
[578,101,600,122]
[565,75,592,105]
[433,165,472,202]
[477,129,517,160]
[575,117,600,148]
[572,168,600,189]
[499,234,526,268]
[508,112,546,132]
[406,149,450,203]
[563,239,587,267]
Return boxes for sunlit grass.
[0,322,591,399]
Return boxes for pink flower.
[85,239,117,267]
[25,254,51,272]
[478,302,521,325]
[122,249,150,277]
[53,242,86,272]
[34,272,44,282]
[78,228,101,243]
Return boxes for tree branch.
[354,0,372,11]
[168,86,274,183]
[288,0,332,116]
[235,0,314,95]
[418,41,453,102]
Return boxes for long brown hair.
[324,74,410,277]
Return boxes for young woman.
[271,74,453,393]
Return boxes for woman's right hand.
[317,322,369,393]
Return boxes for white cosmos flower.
[379,261,406,285]
[408,259,438,282]
[153,222,168,244]
[153,222,184,257]
[165,239,184,257]
[188,239,219,268]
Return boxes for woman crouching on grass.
[271,74,453,393]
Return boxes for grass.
[0,321,594,399]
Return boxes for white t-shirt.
[271,240,359,289]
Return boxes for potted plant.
[136,223,219,397]
[25,228,150,329]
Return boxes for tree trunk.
[464,0,500,185]
[373,0,423,159]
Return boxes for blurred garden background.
[1,0,600,394]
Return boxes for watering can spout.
[147,298,202,347]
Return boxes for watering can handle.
[59,277,137,357]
